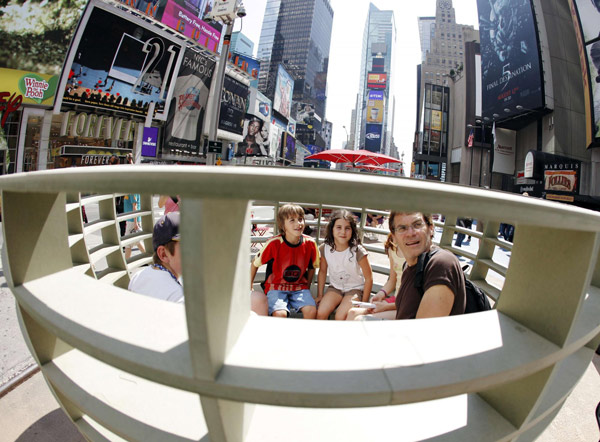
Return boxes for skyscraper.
[257,0,334,125]
[350,3,396,155]
[413,0,478,181]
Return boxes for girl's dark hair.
[384,233,396,253]
[324,210,361,255]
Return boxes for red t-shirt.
[253,234,320,293]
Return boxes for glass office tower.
[257,0,333,122]
[352,3,396,155]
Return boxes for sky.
[237,0,480,164]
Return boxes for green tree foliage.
[0,0,87,74]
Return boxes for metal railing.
[1,165,599,442]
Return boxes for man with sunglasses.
[382,212,466,319]
[128,212,183,303]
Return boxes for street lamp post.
[342,125,349,149]
[205,1,245,165]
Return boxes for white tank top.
[323,244,367,291]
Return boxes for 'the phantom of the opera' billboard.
[54,0,184,120]
[477,0,544,120]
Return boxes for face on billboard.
[55,1,183,120]
[477,0,544,119]
[273,65,293,119]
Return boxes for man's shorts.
[267,289,316,316]
[325,287,363,300]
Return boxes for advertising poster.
[367,73,387,90]
[544,170,578,193]
[366,90,384,123]
[0,69,58,107]
[218,75,249,135]
[477,0,544,119]
[431,110,442,131]
[229,51,260,87]
[161,0,221,53]
[568,0,600,148]
[492,127,516,174]
[281,133,296,163]
[141,126,159,157]
[252,90,272,121]
[365,123,382,152]
[55,2,183,120]
[164,48,215,154]
[236,115,270,156]
[273,64,294,119]
[295,102,320,124]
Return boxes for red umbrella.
[305,149,402,166]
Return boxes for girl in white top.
[316,210,373,320]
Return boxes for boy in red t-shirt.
[251,204,319,318]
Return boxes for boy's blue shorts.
[266,289,316,316]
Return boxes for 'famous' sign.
[477,0,544,119]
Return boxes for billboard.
[367,72,387,90]
[281,132,296,163]
[365,123,382,152]
[492,127,516,175]
[164,48,215,154]
[141,126,159,157]
[236,115,270,156]
[218,75,248,135]
[0,69,58,107]
[568,0,600,148]
[295,102,322,126]
[120,0,222,53]
[273,64,294,119]
[366,90,384,123]
[248,89,271,121]
[229,51,260,87]
[477,0,544,120]
[54,1,184,120]
[431,110,442,131]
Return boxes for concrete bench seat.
[2,166,599,441]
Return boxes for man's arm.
[415,285,454,318]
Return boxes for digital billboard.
[54,1,184,120]
[568,0,600,148]
[119,0,222,53]
[366,90,384,123]
[367,73,387,90]
[365,123,382,152]
[477,0,544,120]
[218,75,248,135]
[273,64,294,119]
[164,48,215,154]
